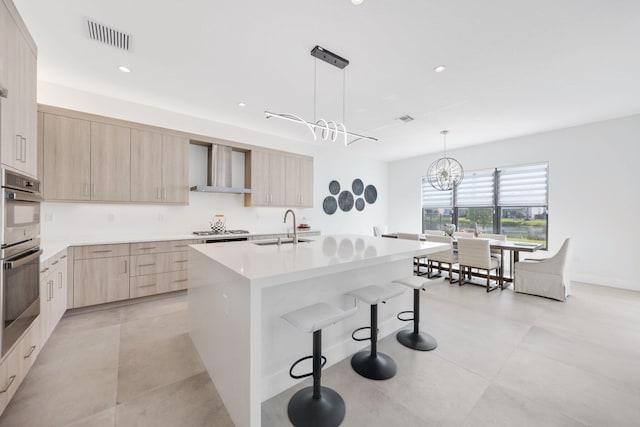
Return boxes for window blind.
[455,169,495,207]
[498,163,548,206]
[421,176,453,208]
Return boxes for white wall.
[389,114,640,291]
[39,82,388,239]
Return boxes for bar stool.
[282,302,357,427]
[345,284,406,380]
[393,276,442,351]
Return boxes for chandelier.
[265,46,377,146]
[426,130,464,191]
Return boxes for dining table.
[381,233,544,290]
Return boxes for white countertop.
[39,229,320,261]
[190,234,448,287]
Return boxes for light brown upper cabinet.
[130,129,188,204]
[43,113,91,200]
[284,155,313,208]
[247,150,313,208]
[0,0,37,177]
[160,134,189,203]
[246,150,288,207]
[91,122,131,201]
[131,129,162,202]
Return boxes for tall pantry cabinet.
[0,0,38,178]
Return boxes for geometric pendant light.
[426,130,464,191]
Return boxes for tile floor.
[0,281,639,426]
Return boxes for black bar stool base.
[350,350,397,380]
[287,386,345,427]
[396,329,438,351]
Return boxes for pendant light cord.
[313,58,317,123]
[342,69,346,124]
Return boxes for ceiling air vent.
[396,115,414,123]
[87,19,131,51]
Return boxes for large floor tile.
[55,306,122,336]
[116,331,205,403]
[519,325,640,392]
[65,407,116,427]
[115,372,232,427]
[120,292,187,324]
[461,384,587,427]
[495,348,640,426]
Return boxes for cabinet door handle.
[24,345,36,359]
[21,137,27,162]
[48,280,53,301]
[91,183,96,197]
[84,183,89,197]
[138,263,156,267]
[91,250,113,254]
[0,375,16,393]
[124,260,128,274]
[163,187,167,200]
[173,278,188,283]
[61,255,67,259]
[137,246,156,250]
[138,283,156,288]
[59,271,63,289]
[40,267,49,274]
[174,260,188,264]
[174,244,188,248]
[15,135,22,161]
[51,260,59,266]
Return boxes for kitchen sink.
[252,238,313,246]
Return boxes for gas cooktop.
[192,230,250,236]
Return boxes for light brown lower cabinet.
[0,319,39,415]
[73,256,130,308]
[130,270,189,299]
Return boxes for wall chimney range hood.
[190,144,251,194]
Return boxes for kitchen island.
[187,234,447,427]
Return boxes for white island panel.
[188,234,448,427]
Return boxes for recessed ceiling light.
[118,66,131,73]
[238,102,246,107]
[352,0,364,4]
[434,65,446,73]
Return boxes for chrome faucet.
[283,209,298,244]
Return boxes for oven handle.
[4,249,42,270]
[4,190,42,203]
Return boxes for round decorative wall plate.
[329,180,340,195]
[364,185,377,204]
[352,179,364,195]
[323,196,337,215]
[338,191,354,212]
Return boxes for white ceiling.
[13,0,640,161]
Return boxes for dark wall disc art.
[323,196,337,215]
[352,179,364,195]
[329,180,340,195]
[364,185,377,204]
[338,191,354,212]
[355,198,365,211]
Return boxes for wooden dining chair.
[456,237,501,292]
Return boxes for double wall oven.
[1,169,41,357]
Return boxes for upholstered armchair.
[514,238,571,301]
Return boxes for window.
[421,162,548,248]
[455,169,495,234]
[421,177,452,232]
[498,163,548,246]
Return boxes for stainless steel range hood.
[190,144,251,194]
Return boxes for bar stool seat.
[393,276,442,351]
[282,302,357,427]
[346,284,405,380]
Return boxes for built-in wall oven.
[1,169,41,358]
